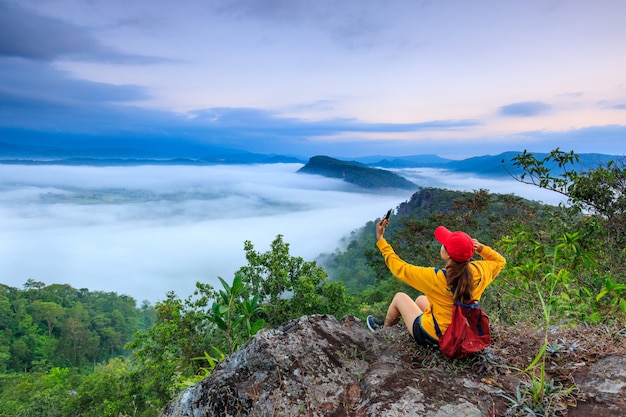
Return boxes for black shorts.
[412,314,439,347]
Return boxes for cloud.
[209,0,410,50]
[1,0,625,162]
[0,1,97,61]
[394,167,568,206]
[0,61,481,155]
[191,108,479,134]
[0,163,409,302]
[0,1,163,64]
[499,101,552,117]
[1,52,623,160]
[0,58,149,104]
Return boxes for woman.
[367,219,506,348]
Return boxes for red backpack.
[433,301,492,360]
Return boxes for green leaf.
[524,343,547,374]
[250,319,265,335]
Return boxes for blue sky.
[1,0,625,159]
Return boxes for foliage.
[0,281,153,373]
[178,348,227,388]
[495,224,606,324]
[596,276,626,313]
[495,149,626,415]
[208,274,264,354]
[125,287,216,405]
[492,149,626,324]
[236,234,354,326]
[500,240,580,416]
[508,148,626,275]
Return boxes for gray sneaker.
[366,315,384,332]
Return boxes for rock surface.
[160,314,625,417]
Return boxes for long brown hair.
[446,261,474,304]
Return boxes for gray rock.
[160,315,503,417]
[569,355,626,416]
[161,315,626,417]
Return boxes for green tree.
[61,358,143,417]
[126,288,216,405]
[57,316,99,368]
[506,148,626,317]
[508,148,626,273]
[236,234,352,326]
[208,274,264,354]
[138,300,156,331]
[29,300,64,337]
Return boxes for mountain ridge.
[1,127,622,179]
[297,155,417,190]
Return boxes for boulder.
[160,314,625,417]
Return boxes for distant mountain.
[357,151,623,178]
[0,156,306,166]
[443,152,522,177]
[1,126,621,176]
[298,155,417,190]
[352,154,452,167]
[0,128,307,164]
[445,151,623,177]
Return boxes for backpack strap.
[457,301,480,309]
[432,308,443,338]
[431,268,446,338]
[432,300,481,338]
[432,267,448,338]
[456,301,486,336]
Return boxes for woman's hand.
[472,238,484,253]
[376,219,388,241]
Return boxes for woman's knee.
[391,292,423,318]
[415,295,429,311]
[392,292,413,303]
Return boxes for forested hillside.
[298,155,417,189]
[0,149,624,417]
[0,281,155,373]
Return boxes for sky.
[1,0,625,159]
[0,163,564,303]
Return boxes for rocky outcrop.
[160,315,625,417]
[298,156,417,190]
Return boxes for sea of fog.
[0,163,565,304]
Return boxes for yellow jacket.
[376,238,506,340]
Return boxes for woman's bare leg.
[416,295,429,312]
[384,292,424,336]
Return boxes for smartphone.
[383,209,392,221]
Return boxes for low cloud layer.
[0,164,409,303]
[0,163,567,304]
[394,168,567,206]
